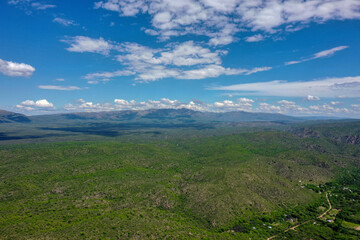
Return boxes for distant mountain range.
[26,108,300,123]
[0,108,347,124]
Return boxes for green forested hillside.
[1,129,359,239]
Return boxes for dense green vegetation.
[1,123,359,239]
[279,170,360,239]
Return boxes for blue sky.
[1,0,360,117]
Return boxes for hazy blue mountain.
[27,108,301,124]
[0,110,31,123]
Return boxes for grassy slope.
[1,130,359,239]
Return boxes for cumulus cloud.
[257,103,281,113]
[255,101,354,116]
[65,97,256,113]
[157,41,225,66]
[64,100,115,112]
[277,100,296,105]
[115,98,209,111]
[114,41,236,81]
[16,99,55,111]
[65,98,209,112]
[0,58,35,77]
[22,99,54,108]
[209,76,360,98]
[285,46,349,65]
[213,98,254,111]
[116,41,225,67]
[38,85,82,91]
[61,36,113,55]
[94,0,360,45]
[53,17,77,26]
[80,40,271,82]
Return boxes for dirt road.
[266,193,331,240]
[318,193,332,219]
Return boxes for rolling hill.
[0,110,31,123]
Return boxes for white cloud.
[20,100,36,106]
[277,100,296,105]
[83,70,134,80]
[244,67,272,75]
[313,46,349,59]
[0,58,35,77]
[94,0,147,16]
[53,17,77,26]
[80,40,271,82]
[352,104,360,110]
[38,85,82,91]
[116,41,224,67]
[8,0,56,12]
[34,99,54,107]
[64,101,115,112]
[114,41,233,81]
[257,103,281,113]
[94,0,360,45]
[306,95,321,101]
[273,100,310,114]
[181,65,243,79]
[16,99,55,111]
[238,98,254,103]
[256,101,354,116]
[66,97,256,112]
[285,60,302,65]
[15,105,35,111]
[179,65,271,80]
[330,101,342,105]
[62,36,113,55]
[135,66,180,82]
[210,76,360,98]
[87,80,100,85]
[55,78,65,82]
[285,45,349,65]
[213,98,254,111]
[65,98,209,112]
[245,34,265,42]
[31,2,55,10]
[157,41,224,66]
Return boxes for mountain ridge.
[2,108,353,125]
[0,110,31,123]
[26,108,300,123]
